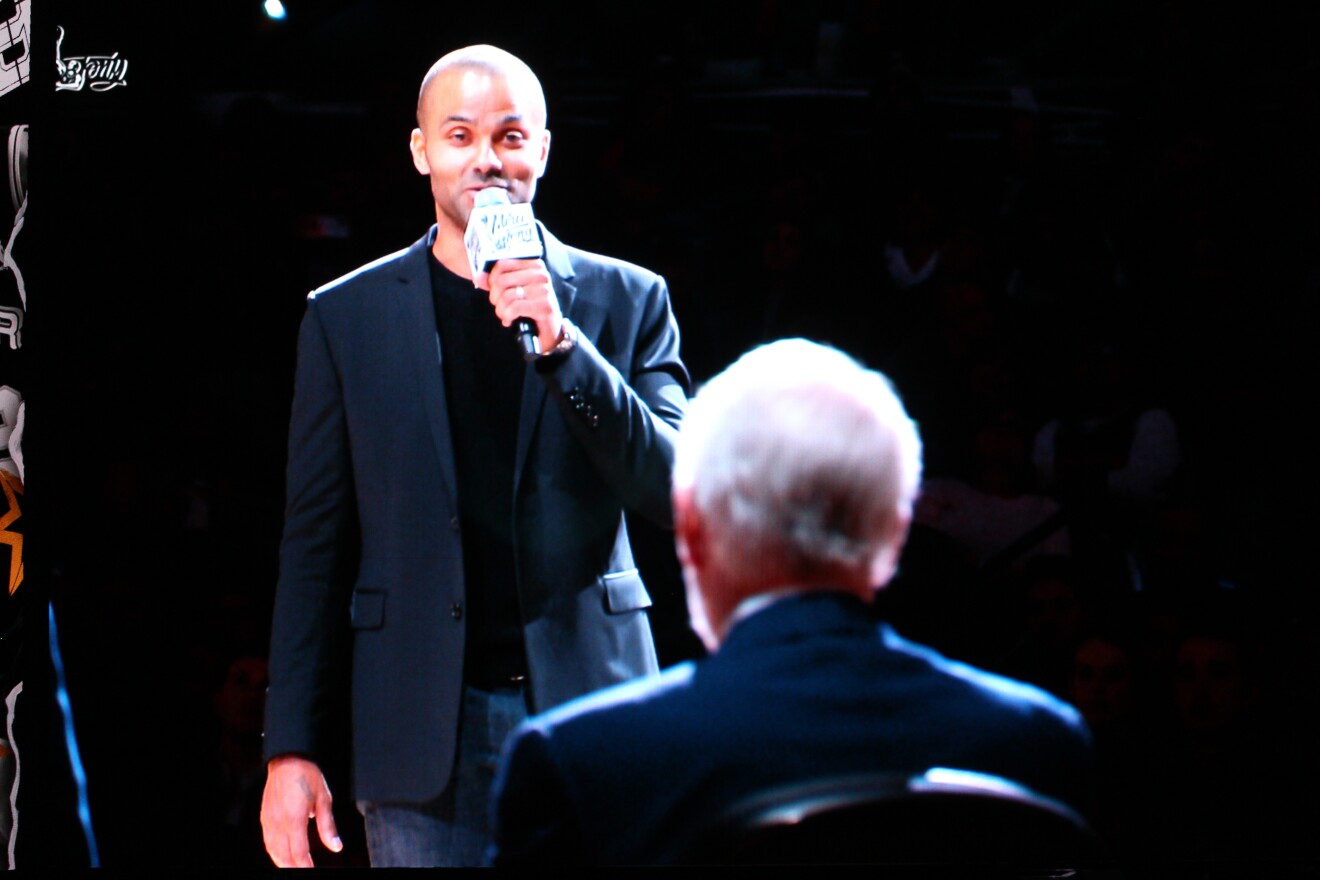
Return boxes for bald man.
[488,339,1095,866]
[260,45,689,867]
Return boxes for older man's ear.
[672,487,705,572]
[868,508,912,590]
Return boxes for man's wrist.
[541,317,578,358]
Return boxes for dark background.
[15,0,1318,871]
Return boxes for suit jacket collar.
[717,591,888,655]
[515,222,577,490]
[391,228,459,506]
[394,223,577,507]
[538,221,578,309]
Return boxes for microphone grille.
[472,187,511,208]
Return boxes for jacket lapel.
[513,225,577,496]
[395,229,460,506]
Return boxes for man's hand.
[260,755,343,868]
[486,258,563,355]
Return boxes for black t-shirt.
[429,253,528,687]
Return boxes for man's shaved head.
[416,44,547,128]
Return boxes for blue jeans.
[357,684,528,867]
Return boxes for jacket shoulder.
[307,234,430,304]
[528,661,695,735]
[562,242,664,290]
[308,247,411,303]
[884,627,1085,730]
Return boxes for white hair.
[674,339,923,579]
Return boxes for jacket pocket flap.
[600,569,651,613]
[351,589,386,629]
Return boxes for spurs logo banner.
[0,0,27,867]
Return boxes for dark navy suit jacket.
[263,225,689,803]
[489,591,1094,865]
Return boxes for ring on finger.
[513,286,526,300]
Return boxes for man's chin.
[435,203,470,234]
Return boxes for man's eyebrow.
[439,114,529,126]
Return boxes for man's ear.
[672,486,705,570]
[409,128,430,175]
[535,128,551,179]
[870,508,912,589]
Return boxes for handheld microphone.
[464,187,544,361]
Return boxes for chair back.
[672,767,1107,870]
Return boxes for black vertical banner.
[10,0,145,867]
[0,0,31,870]
[24,2,282,868]
[16,0,138,868]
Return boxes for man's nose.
[472,138,503,174]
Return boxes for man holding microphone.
[259,43,689,868]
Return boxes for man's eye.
[447,130,469,143]
[503,132,525,145]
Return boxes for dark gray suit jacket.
[263,224,689,803]
[490,591,1095,866]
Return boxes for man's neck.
[721,587,809,641]
[719,582,875,644]
[432,222,473,280]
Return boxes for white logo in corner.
[55,26,128,93]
